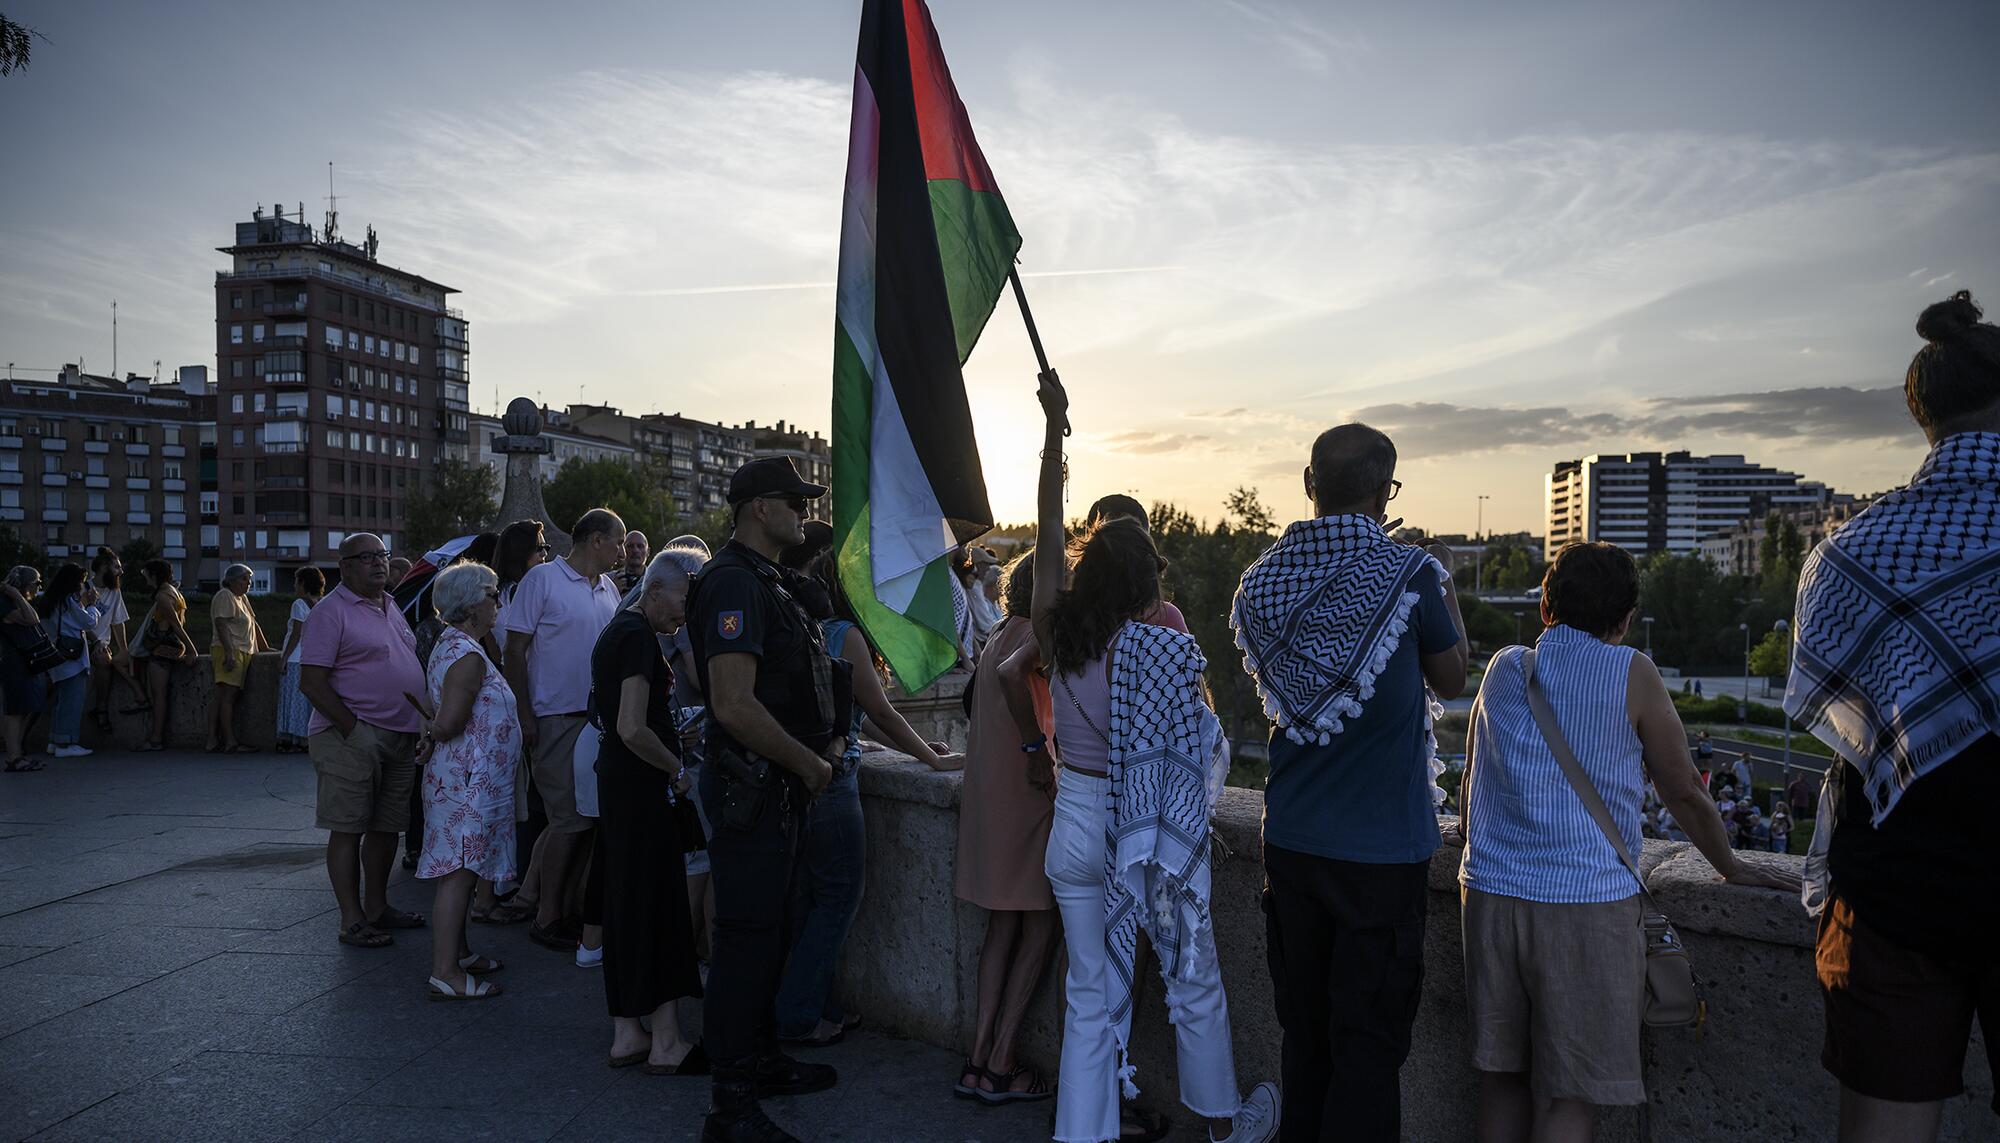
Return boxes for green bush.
[1671,692,1788,729]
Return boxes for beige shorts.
[1462,886,1647,1105]
[531,714,591,833]
[310,722,418,835]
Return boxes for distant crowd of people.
[0,291,1993,1143]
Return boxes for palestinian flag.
[832,0,1019,691]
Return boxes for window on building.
[128,493,145,513]
[129,425,145,444]
[88,525,106,546]
[230,325,243,345]
[164,528,183,548]
[394,342,406,361]
[231,394,244,414]
[86,456,105,476]
[231,291,243,310]
[364,335,376,355]
[200,491,218,515]
[47,490,64,510]
[254,359,265,378]
[364,401,376,421]
[165,493,184,513]
[326,291,341,313]
[408,346,419,366]
[325,429,343,449]
[129,460,147,478]
[253,324,265,343]
[43,455,60,473]
[232,429,244,446]
[164,426,179,445]
[253,393,266,413]
[87,491,105,511]
[347,332,358,350]
[0,490,17,508]
[163,461,182,480]
[325,325,342,349]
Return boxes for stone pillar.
[489,396,571,555]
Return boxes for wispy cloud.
[1101,430,1214,454]
[1216,0,1369,76]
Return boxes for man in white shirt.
[501,508,626,948]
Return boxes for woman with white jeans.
[1030,375,1278,1143]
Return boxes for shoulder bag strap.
[1521,649,1656,908]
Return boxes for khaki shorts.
[531,714,591,833]
[1462,886,1647,1105]
[309,722,418,835]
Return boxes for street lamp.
[1643,616,1654,658]
[1475,495,1491,594]
[1738,622,1751,723]
[1774,618,1793,788]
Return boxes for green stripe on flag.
[927,182,1021,363]
[832,323,961,692]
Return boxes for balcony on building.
[163,547,188,560]
[40,474,66,487]
[264,546,308,560]
[39,437,66,450]
[47,545,70,559]
[162,444,187,459]
[0,508,22,522]
[263,298,309,317]
[163,479,186,491]
[260,441,305,454]
[84,475,109,489]
[0,472,20,486]
[127,478,151,490]
[258,512,308,525]
[128,512,151,525]
[85,511,111,524]
[0,436,19,449]
[163,513,187,526]
[44,509,68,522]
[83,441,110,455]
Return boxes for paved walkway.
[0,750,1065,1142]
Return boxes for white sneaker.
[1215,1081,1280,1143]
[49,744,93,758]
[575,943,603,969]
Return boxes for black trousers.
[1262,843,1430,1143]
[699,764,806,1067]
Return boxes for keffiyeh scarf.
[1101,622,1230,1097]
[1786,432,2000,826]
[1231,515,1443,745]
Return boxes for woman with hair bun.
[1788,290,2000,1143]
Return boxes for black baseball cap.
[727,457,828,506]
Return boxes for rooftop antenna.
[111,299,117,379]
[323,162,339,243]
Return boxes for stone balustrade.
[840,750,1995,1142]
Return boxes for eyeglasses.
[533,543,553,557]
[762,495,810,515]
[341,550,391,564]
[1386,479,1402,501]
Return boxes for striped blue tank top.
[1460,624,1646,904]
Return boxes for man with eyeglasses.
[689,457,850,1143]
[299,533,431,950]
[501,507,627,952]
[1229,424,1467,1142]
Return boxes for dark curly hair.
[1906,290,2000,440]
[1539,542,1639,639]
[805,551,887,681]
[1048,518,1162,676]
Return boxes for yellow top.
[210,589,256,654]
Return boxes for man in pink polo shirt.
[299,532,430,950]
[502,507,625,949]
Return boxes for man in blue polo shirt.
[1231,423,1467,1143]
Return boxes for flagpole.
[1007,267,1071,437]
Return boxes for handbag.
[3,621,68,675]
[1521,650,1706,1030]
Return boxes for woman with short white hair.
[417,561,520,1000]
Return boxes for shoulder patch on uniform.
[718,610,744,640]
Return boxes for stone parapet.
[841,752,1995,1142]
[31,652,287,753]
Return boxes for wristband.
[1020,734,1048,754]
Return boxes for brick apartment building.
[0,365,215,577]
[213,205,471,576]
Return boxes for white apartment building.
[1545,452,1831,562]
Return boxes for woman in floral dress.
[418,562,521,1000]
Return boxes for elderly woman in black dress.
[595,545,710,1074]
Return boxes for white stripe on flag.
[836,65,952,608]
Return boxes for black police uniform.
[688,538,842,1096]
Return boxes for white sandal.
[427,974,502,1001]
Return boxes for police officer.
[691,457,848,1143]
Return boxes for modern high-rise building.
[1544,452,1832,561]
[213,205,470,575]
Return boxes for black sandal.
[1119,1107,1170,1142]
[977,1061,1053,1105]
[90,710,113,733]
[3,756,46,773]
[954,1060,991,1100]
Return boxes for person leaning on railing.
[1455,541,1797,1143]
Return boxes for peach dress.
[954,616,1057,911]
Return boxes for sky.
[2,0,1996,534]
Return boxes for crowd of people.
[0,291,1992,1143]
